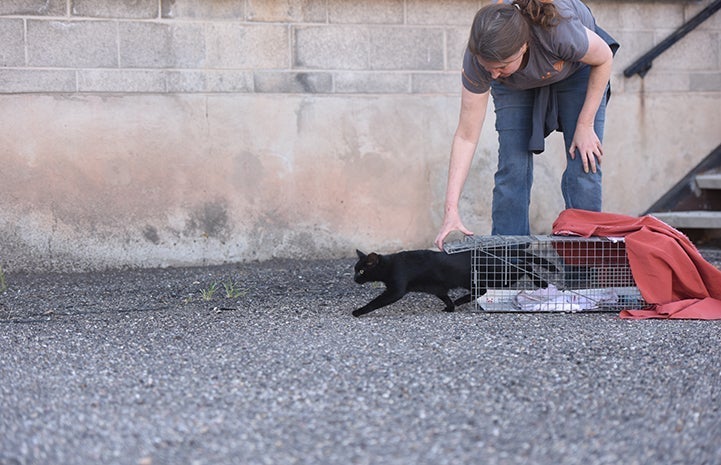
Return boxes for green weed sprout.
[223,280,244,299]
[0,265,6,293]
[201,282,218,301]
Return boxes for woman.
[434,0,617,249]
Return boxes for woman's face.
[477,43,528,79]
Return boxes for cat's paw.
[352,308,368,317]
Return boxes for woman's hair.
[468,0,560,62]
[514,0,560,29]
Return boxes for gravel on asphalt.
[1,252,720,465]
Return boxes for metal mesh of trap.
[445,235,650,312]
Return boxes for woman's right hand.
[434,209,474,251]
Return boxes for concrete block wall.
[0,0,474,94]
[1,0,720,271]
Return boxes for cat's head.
[354,249,381,284]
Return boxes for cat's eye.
[359,270,364,275]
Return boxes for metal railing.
[623,0,721,78]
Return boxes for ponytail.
[513,0,560,29]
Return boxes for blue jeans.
[489,65,607,235]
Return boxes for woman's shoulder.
[529,0,593,60]
[461,48,491,94]
[553,0,595,28]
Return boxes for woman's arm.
[569,27,614,174]
[434,87,490,250]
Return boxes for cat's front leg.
[352,289,405,317]
[453,293,472,307]
[437,294,455,312]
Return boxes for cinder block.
[0,19,24,66]
[333,72,409,93]
[685,1,721,30]
[614,3,686,30]
[584,1,619,30]
[370,27,444,70]
[119,22,205,68]
[166,70,254,93]
[205,23,289,69]
[78,70,167,92]
[294,26,369,70]
[71,0,158,19]
[161,0,246,19]
[247,0,326,23]
[406,0,478,26]
[0,69,76,93]
[653,29,719,72]
[27,19,118,68]
[609,74,625,94]
[0,0,66,16]
[623,71,690,93]
[412,72,460,94]
[447,26,470,70]
[254,71,332,93]
[610,30,655,72]
[166,71,205,92]
[328,0,403,24]
[690,72,721,91]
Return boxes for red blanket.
[552,209,721,319]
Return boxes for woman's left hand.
[569,123,603,174]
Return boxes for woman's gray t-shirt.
[462,0,597,93]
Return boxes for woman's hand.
[569,123,603,174]
[434,209,474,251]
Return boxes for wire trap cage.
[444,235,651,312]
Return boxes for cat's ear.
[366,252,380,267]
[356,249,366,260]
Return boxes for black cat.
[352,249,472,317]
[352,246,558,317]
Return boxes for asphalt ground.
[1,252,720,465]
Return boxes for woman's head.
[468,1,559,63]
[468,4,530,63]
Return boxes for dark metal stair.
[623,0,721,246]
[645,145,721,245]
